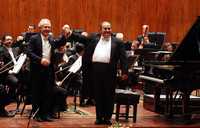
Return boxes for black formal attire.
[66,53,83,94]
[0,46,20,92]
[0,45,21,116]
[83,34,128,122]
[61,32,91,102]
[27,33,67,119]
[123,41,132,51]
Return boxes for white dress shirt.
[41,34,51,62]
[92,36,111,63]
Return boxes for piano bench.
[114,89,140,122]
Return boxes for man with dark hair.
[0,34,20,117]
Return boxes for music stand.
[148,32,166,49]
[127,54,139,69]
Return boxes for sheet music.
[68,56,82,73]
[9,53,27,74]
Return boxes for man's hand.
[64,28,72,38]
[17,36,24,41]
[41,58,50,66]
[121,74,128,80]
[0,61,4,66]
[62,24,72,38]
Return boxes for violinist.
[137,25,150,49]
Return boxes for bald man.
[83,21,128,125]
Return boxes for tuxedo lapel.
[12,47,19,58]
[37,34,43,54]
[2,47,10,59]
[110,37,116,61]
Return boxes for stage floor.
[1,95,200,128]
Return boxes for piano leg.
[165,87,174,118]
[182,90,192,120]
[169,89,173,117]
[154,85,161,113]
[165,87,169,116]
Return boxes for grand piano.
[139,16,200,118]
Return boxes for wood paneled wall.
[0,0,200,43]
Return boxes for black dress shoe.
[95,119,104,125]
[86,99,95,106]
[41,115,54,122]
[49,113,59,119]
[79,102,87,107]
[34,116,44,122]
[59,106,67,112]
[103,120,112,125]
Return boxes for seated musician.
[63,43,85,96]
[116,32,132,51]
[156,42,174,61]
[137,25,150,49]
[138,25,164,49]
[54,44,69,70]
[54,42,85,109]
[131,40,139,50]
[0,34,21,117]
[21,24,37,42]
[13,24,37,49]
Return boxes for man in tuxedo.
[83,21,128,125]
[27,18,70,122]
[0,34,21,117]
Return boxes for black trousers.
[51,86,67,112]
[92,62,116,120]
[31,66,55,117]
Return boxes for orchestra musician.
[0,34,21,117]
[156,42,174,61]
[54,44,69,69]
[22,24,37,43]
[67,43,85,104]
[116,32,132,51]
[137,25,150,49]
[27,18,71,122]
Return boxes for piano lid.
[170,16,200,61]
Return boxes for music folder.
[9,53,27,74]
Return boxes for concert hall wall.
[0,0,200,43]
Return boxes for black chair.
[20,95,32,116]
[114,89,140,122]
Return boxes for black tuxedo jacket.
[28,33,67,70]
[0,46,21,83]
[0,46,20,65]
[83,34,128,76]
[27,33,68,89]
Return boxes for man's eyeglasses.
[103,27,111,30]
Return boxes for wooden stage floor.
[1,96,200,128]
